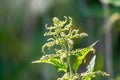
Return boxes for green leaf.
[71,41,98,72]
[32,54,67,72]
[86,77,91,80]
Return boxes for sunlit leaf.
[32,54,67,72]
[71,41,98,72]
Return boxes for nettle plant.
[32,17,109,80]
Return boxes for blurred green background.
[0,0,120,80]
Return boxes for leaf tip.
[32,60,40,64]
[92,40,99,47]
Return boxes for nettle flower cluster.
[32,17,109,80]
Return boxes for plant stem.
[68,56,73,75]
[67,44,74,77]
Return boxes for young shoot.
[32,17,110,80]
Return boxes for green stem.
[68,56,73,75]
[66,44,73,77]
